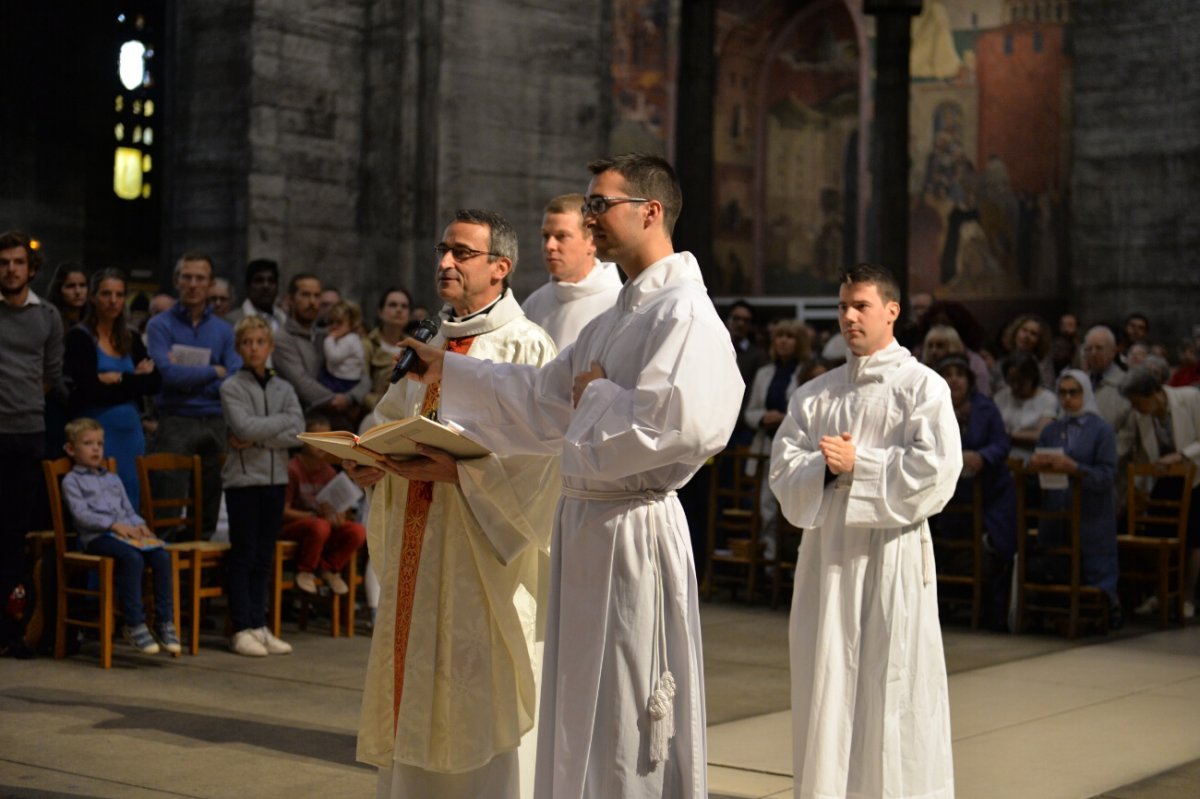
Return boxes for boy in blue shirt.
[61,418,181,655]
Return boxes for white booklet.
[1034,447,1069,490]
[170,344,212,367]
[315,471,365,514]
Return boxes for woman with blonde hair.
[744,319,810,562]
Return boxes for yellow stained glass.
[132,125,142,144]
[113,147,143,200]
[114,123,125,141]
[142,154,152,172]
[142,183,151,199]
[144,99,155,117]
[143,127,154,145]
[115,95,124,112]
[133,100,142,115]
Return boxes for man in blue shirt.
[146,253,241,536]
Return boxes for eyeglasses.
[434,244,500,263]
[580,196,649,217]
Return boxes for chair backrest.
[136,453,204,541]
[42,456,118,561]
[1126,461,1196,539]
[708,447,766,514]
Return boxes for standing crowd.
[3,150,1198,799]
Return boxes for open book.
[296,415,491,468]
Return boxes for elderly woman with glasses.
[1029,368,1121,624]
[1120,366,1200,619]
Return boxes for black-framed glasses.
[580,195,650,216]
[434,244,500,263]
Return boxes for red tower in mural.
[975,2,1072,195]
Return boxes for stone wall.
[1071,0,1200,347]
[169,0,254,277]
[169,0,609,313]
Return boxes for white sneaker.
[295,572,319,594]
[1185,601,1196,621]
[1135,595,1159,615]
[319,569,349,595]
[255,626,293,655]
[231,628,268,657]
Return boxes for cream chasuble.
[356,289,559,799]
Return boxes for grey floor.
[2,600,1198,798]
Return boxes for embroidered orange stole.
[392,335,476,731]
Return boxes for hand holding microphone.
[390,319,440,383]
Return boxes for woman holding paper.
[64,268,162,508]
[1030,368,1121,618]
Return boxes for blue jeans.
[85,536,174,627]
[225,485,285,631]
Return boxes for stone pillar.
[864,0,921,294]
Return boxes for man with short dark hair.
[1118,311,1150,369]
[770,263,962,798]
[272,274,369,429]
[227,258,286,331]
[146,252,241,536]
[0,231,63,658]
[392,154,744,797]
[522,192,621,349]
[726,299,768,446]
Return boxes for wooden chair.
[1118,461,1195,628]
[702,447,770,602]
[43,457,181,668]
[137,453,230,654]
[930,476,985,628]
[1010,460,1108,638]
[270,539,359,638]
[770,520,804,610]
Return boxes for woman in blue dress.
[1030,368,1121,623]
[64,268,161,509]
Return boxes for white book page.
[1034,447,1069,489]
[315,470,365,514]
[170,344,212,367]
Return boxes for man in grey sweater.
[0,230,63,658]
[272,273,368,430]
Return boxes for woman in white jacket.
[744,320,811,561]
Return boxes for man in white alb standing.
[522,192,622,349]
[769,263,962,799]
[397,153,743,798]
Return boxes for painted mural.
[712,0,862,296]
[608,0,677,157]
[605,0,1073,302]
[908,0,1072,299]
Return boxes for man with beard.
[0,231,63,658]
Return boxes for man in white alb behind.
[521,192,622,349]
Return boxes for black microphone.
[390,319,439,383]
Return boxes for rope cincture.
[558,486,678,765]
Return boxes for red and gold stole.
[392,335,476,731]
